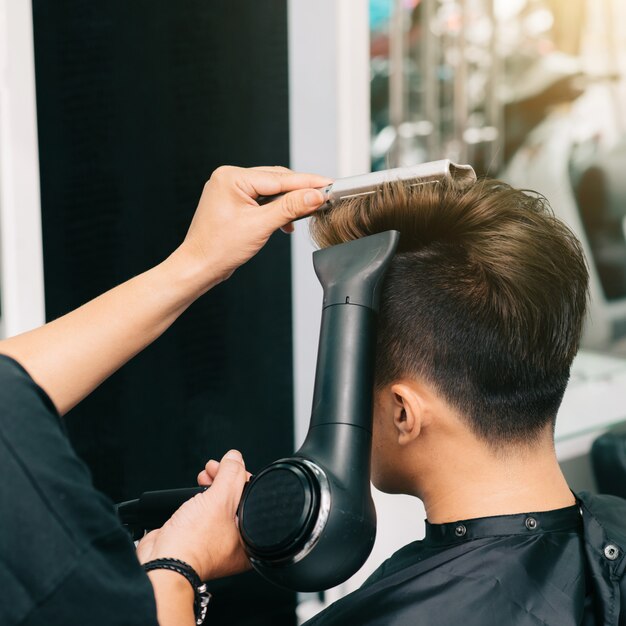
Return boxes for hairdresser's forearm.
[0,166,329,414]
[148,571,196,626]
[0,246,214,415]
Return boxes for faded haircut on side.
[309,178,589,447]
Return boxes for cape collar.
[424,503,582,546]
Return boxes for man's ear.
[389,382,431,446]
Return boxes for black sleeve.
[0,355,158,626]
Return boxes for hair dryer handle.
[116,486,208,539]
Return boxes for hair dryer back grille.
[239,462,320,560]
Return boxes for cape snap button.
[525,517,538,530]
[604,544,620,561]
[455,524,466,537]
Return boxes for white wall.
[0,0,45,338]
[289,0,372,449]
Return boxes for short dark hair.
[310,178,589,446]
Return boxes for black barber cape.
[304,496,626,624]
[0,355,158,625]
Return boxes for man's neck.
[416,442,575,524]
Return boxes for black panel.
[32,2,295,624]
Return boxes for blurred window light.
[463,126,499,144]
[398,120,435,138]
[494,0,526,22]
[523,8,554,37]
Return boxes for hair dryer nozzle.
[313,229,400,312]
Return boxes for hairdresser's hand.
[197,456,252,487]
[136,450,250,581]
[175,166,332,291]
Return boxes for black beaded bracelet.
[143,558,211,625]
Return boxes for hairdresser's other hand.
[175,166,331,291]
[136,450,250,581]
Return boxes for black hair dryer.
[238,230,399,590]
[117,230,399,592]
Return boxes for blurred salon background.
[1,1,625,624]
[369,0,626,355]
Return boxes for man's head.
[310,178,589,494]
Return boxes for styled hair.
[310,178,589,446]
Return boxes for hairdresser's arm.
[0,166,330,415]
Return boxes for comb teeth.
[257,160,476,219]
[317,160,476,213]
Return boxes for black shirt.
[0,355,157,625]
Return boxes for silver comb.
[257,160,476,216]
